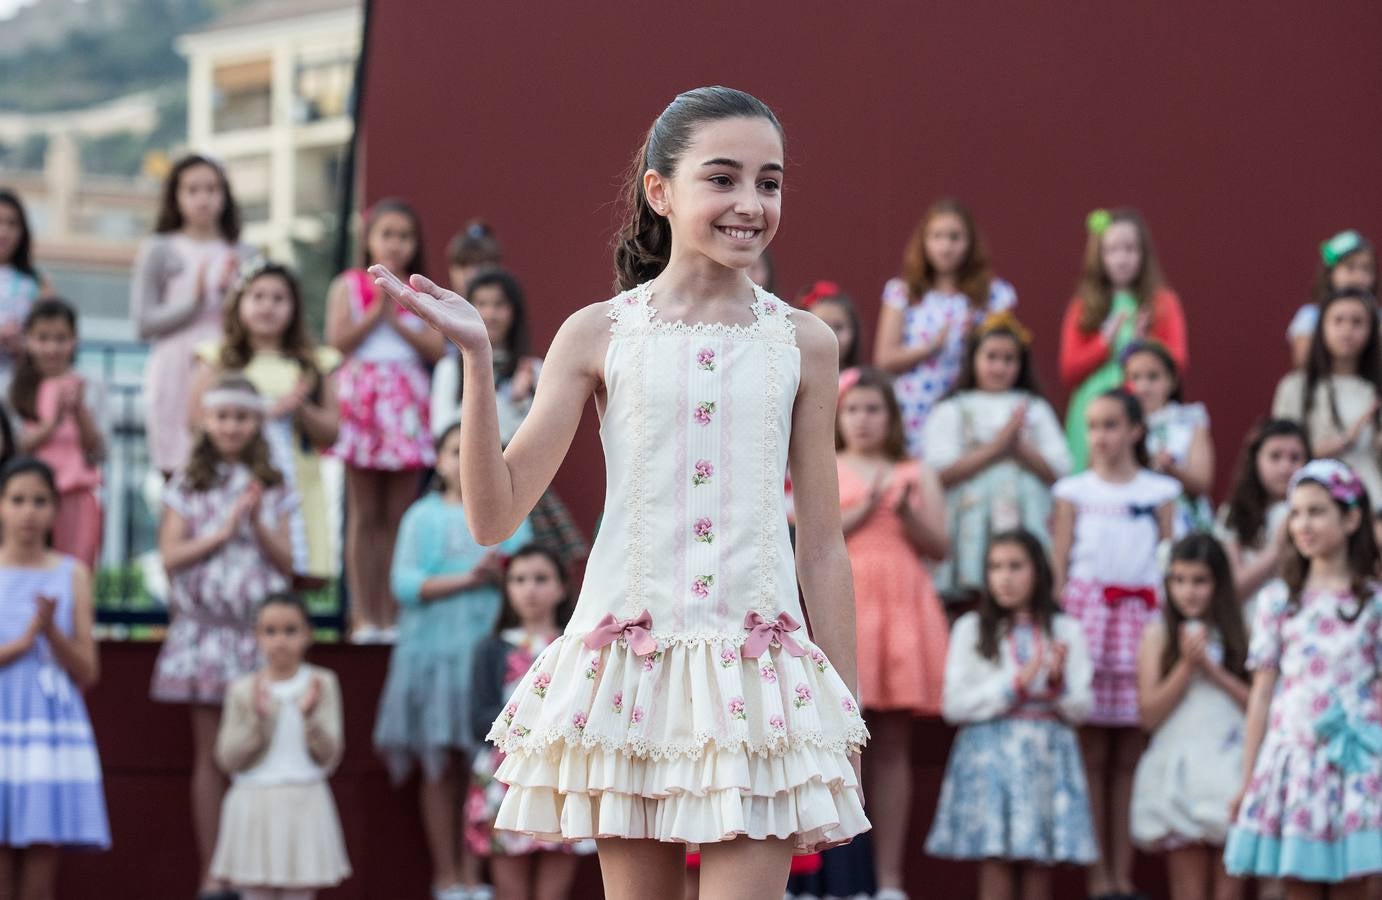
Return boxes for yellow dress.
[198,342,342,581]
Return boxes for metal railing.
[82,339,347,638]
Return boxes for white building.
[176,0,362,262]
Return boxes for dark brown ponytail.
[612,86,784,292]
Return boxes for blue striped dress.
[0,556,110,848]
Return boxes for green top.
[1064,290,1138,471]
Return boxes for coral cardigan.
[1058,288,1188,388]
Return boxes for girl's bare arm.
[790,314,859,695]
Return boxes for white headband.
[202,387,266,414]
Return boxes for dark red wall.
[362,2,1382,524]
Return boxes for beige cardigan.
[215,664,344,775]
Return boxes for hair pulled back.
[613,86,783,291]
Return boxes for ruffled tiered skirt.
[484,632,870,852]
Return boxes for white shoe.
[377,624,399,644]
[350,624,382,644]
[432,885,468,900]
[874,890,909,900]
[468,886,495,900]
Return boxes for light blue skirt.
[925,717,1095,864]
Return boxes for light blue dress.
[925,613,1096,864]
[0,556,110,848]
[373,493,531,782]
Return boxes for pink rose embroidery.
[696,347,716,371]
[509,724,530,739]
[692,459,714,487]
[532,672,551,698]
[502,703,517,725]
[693,517,715,544]
[612,691,624,713]
[841,697,858,715]
[793,683,813,709]
[728,696,747,720]
[630,706,645,725]
[641,650,663,672]
[760,662,777,683]
[693,401,717,426]
[572,711,588,730]
[762,300,779,314]
[769,714,786,732]
[810,649,829,673]
[720,648,737,668]
[585,656,601,680]
[691,574,714,598]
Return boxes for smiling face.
[1288,481,1359,561]
[237,273,296,347]
[0,471,56,548]
[644,116,783,275]
[1100,221,1143,289]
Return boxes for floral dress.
[1224,583,1382,883]
[150,464,295,704]
[483,282,869,851]
[879,277,1017,458]
[467,629,597,857]
[925,612,1096,864]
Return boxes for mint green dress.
[1064,291,1138,471]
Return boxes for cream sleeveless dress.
[485,282,870,852]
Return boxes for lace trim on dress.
[489,722,870,761]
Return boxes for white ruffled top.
[485,282,869,852]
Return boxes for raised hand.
[298,675,321,715]
[369,266,490,354]
[33,594,57,635]
[254,673,272,718]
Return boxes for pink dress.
[133,234,253,473]
[838,459,948,714]
[150,463,295,704]
[30,373,102,569]
[330,270,434,471]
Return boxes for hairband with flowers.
[1289,458,1365,507]
[975,309,1032,346]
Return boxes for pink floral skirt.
[331,359,435,471]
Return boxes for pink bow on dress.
[741,610,808,658]
[583,610,658,657]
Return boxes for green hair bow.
[1320,229,1364,267]
[1086,208,1112,237]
